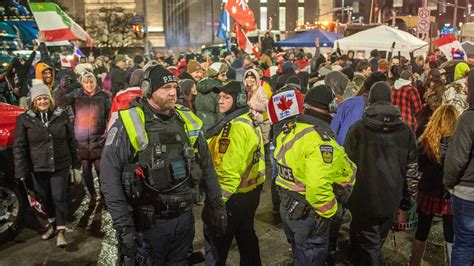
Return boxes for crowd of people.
[2,32,474,265]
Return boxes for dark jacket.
[100,99,222,231]
[344,101,420,218]
[261,37,274,53]
[8,51,36,97]
[444,110,474,189]
[124,65,140,88]
[195,78,223,132]
[63,89,111,160]
[369,56,380,73]
[111,65,127,96]
[13,107,80,178]
[418,138,450,197]
[94,66,108,89]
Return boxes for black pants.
[33,168,69,227]
[349,215,392,266]
[81,159,100,196]
[139,210,194,265]
[415,212,454,242]
[204,185,262,266]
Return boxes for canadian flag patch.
[268,90,301,124]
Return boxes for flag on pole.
[29,2,93,47]
[71,41,85,58]
[216,9,231,51]
[59,54,72,68]
[225,0,256,31]
[234,24,253,54]
[432,34,467,60]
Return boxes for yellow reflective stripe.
[276,176,307,192]
[221,188,233,201]
[176,109,203,147]
[240,170,264,188]
[120,108,149,152]
[234,116,263,188]
[314,198,336,213]
[275,127,314,161]
[179,109,202,129]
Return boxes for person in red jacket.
[392,69,422,132]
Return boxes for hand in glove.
[70,168,82,185]
[202,197,227,238]
[119,227,138,259]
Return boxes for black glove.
[119,227,138,259]
[202,197,227,238]
[399,198,412,211]
[333,184,352,207]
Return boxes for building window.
[260,7,268,31]
[298,7,304,25]
[279,7,285,31]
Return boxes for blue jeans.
[280,204,329,266]
[452,195,474,265]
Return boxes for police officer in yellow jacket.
[100,65,226,264]
[204,80,265,265]
[275,84,356,265]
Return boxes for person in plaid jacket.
[392,69,422,132]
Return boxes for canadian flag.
[267,90,304,125]
[234,24,253,54]
[432,34,467,61]
[225,0,256,31]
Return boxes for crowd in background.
[2,31,474,263]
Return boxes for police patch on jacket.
[105,127,118,146]
[320,145,333,164]
[219,138,230,153]
[277,163,295,182]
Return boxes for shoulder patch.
[320,145,334,164]
[218,138,230,153]
[105,127,118,146]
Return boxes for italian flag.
[29,2,93,46]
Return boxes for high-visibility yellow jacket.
[208,112,265,202]
[275,117,356,218]
[120,104,203,153]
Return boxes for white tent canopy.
[335,25,429,59]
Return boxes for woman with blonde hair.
[409,104,459,265]
[14,83,80,247]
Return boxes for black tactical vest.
[137,111,195,210]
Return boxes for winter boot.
[445,242,453,265]
[56,229,67,247]
[41,222,56,240]
[409,239,427,266]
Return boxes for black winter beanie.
[305,84,334,110]
[368,81,392,105]
[149,66,178,93]
[360,71,388,96]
